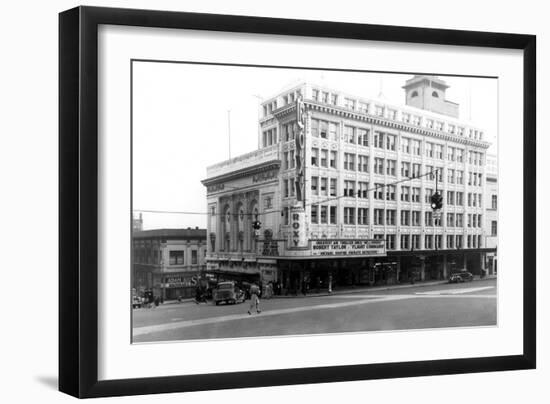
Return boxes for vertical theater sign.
[289,95,309,249]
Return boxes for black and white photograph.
[130,63,499,343]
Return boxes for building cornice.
[272,101,491,149]
[202,161,281,186]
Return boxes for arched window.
[411,90,419,98]
[432,91,439,98]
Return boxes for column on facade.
[395,131,402,251]
[420,258,426,281]
[419,137,426,250]
[441,142,448,250]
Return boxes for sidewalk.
[271,275,497,299]
[158,275,497,304]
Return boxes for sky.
[132,61,498,230]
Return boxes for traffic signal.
[430,191,443,210]
[252,220,262,230]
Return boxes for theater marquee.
[310,239,386,257]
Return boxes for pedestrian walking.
[247,282,261,314]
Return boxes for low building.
[132,228,207,299]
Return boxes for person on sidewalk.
[247,283,261,314]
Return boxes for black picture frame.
[59,5,536,398]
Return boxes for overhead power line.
[134,169,439,218]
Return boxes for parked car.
[213,281,245,305]
[132,295,143,309]
[449,271,474,283]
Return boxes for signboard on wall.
[310,239,386,257]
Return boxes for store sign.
[164,275,199,288]
[310,239,386,257]
[289,204,308,248]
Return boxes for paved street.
[132,278,497,343]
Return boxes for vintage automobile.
[449,271,474,283]
[213,281,244,305]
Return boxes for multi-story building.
[484,153,498,274]
[202,76,496,293]
[132,228,207,299]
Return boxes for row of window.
[383,234,483,250]
[312,88,484,140]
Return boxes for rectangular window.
[374,209,384,225]
[330,151,337,168]
[358,208,369,225]
[491,195,497,209]
[448,168,455,184]
[456,213,463,227]
[401,210,410,226]
[311,176,318,195]
[386,185,396,201]
[344,180,355,197]
[319,121,328,138]
[329,122,338,141]
[344,98,356,110]
[412,163,421,178]
[412,211,421,226]
[412,187,421,203]
[401,186,410,202]
[447,191,455,205]
[425,142,433,158]
[447,146,455,161]
[289,150,295,169]
[374,183,384,200]
[425,211,433,226]
[425,235,433,249]
[330,178,337,196]
[358,181,369,199]
[320,205,328,224]
[344,126,355,144]
[320,149,328,167]
[386,134,396,151]
[386,210,396,225]
[311,148,319,166]
[311,205,318,224]
[447,213,455,227]
[358,155,369,172]
[374,158,384,175]
[358,102,369,113]
[457,170,464,184]
[311,119,319,137]
[434,144,443,159]
[491,220,497,236]
[401,234,410,250]
[456,192,464,206]
[412,234,420,249]
[401,161,410,177]
[169,250,184,265]
[386,159,396,176]
[344,207,355,224]
[412,140,421,156]
[330,206,337,224]
[374,131,384,148]
[401,137,410,154]
[386,234,395,250]
[358,128,369,146]
[447,235,454,249]
[320,177,328,196]
[344,153,356,171]
[191,250,198,265]
[435,235,442,249]
[456,235,463,248]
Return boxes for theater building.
[132,228,207,299]
[202,76,496,293]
